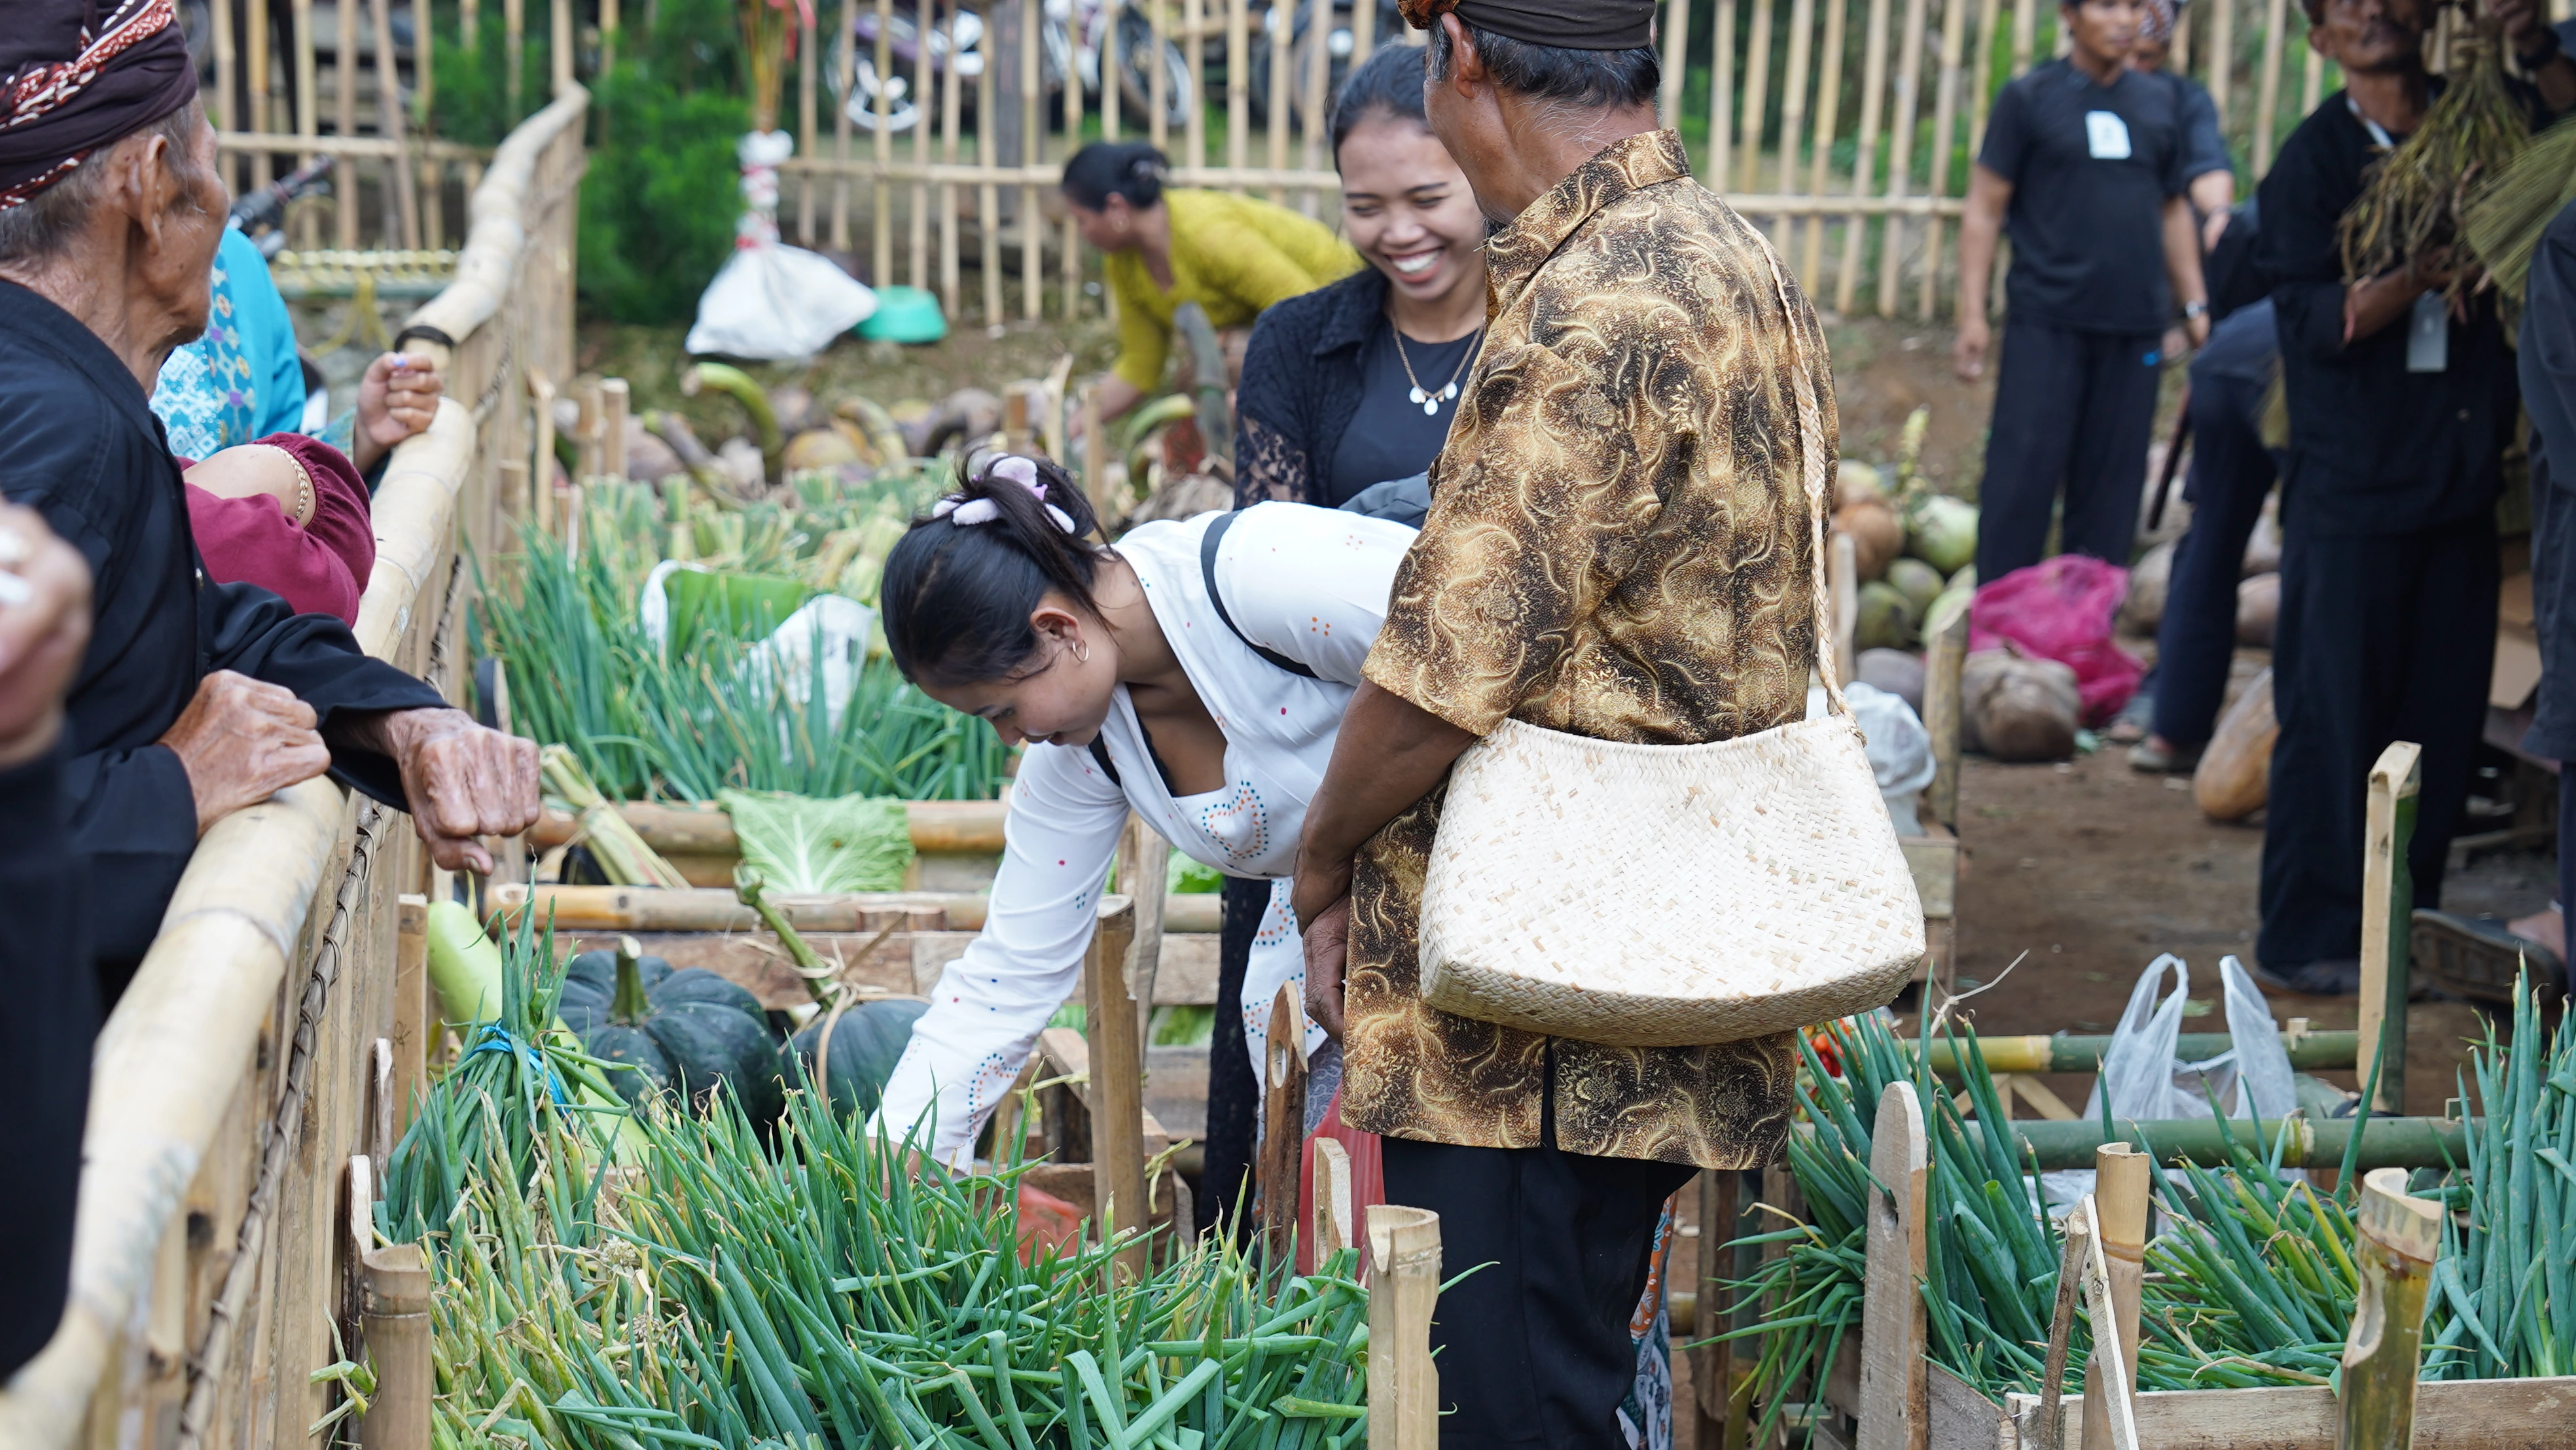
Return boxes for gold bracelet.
[267,444,316,526]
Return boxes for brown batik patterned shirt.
[1341,130,1840,1170]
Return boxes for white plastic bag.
[686,131,876,360]
[1808,680,1937,833]
[742,593,879,727]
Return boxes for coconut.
[1837,460,1887,507]
[2237,573,2281,647]
[1962,648,2081,762]
[621,417,687,482]
[2123,539,2177,633]
[782,427,864,473]
[1886,557,1946,615]
[1906,494,1980,575]
[1834,497,1905,581]
[2242,499,2282,576]
[2194,668,2278,822]
[768,384,824,437]
[1857,648,1927,713]
[1855,580,1921,651]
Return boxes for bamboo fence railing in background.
[0,87,586,1450]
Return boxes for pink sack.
[1969,556,2145,724]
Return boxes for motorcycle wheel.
[1112,10,1196,133]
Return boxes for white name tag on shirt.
[2085,110,2133,159]
[2408,290,2448,373]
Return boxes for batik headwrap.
[1395,0,1655,50]
[0,0,200,210]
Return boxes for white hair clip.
[935,455,1078,533]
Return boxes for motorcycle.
[1247,0,1405,132]
[834,0,1192,139]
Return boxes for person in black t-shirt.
[2132,0,2237,249]
[2244,0,2566,994]
[1955,0,2211,586]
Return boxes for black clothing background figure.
[0,745,94,1377]
[0,281,448,998]
[2151,299,2282,752]
[2520,197,2576,989]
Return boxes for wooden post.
[393,894,431,1135]
[940,0,963,319]
[335,0,358,249]
[1150,0,1171,153]
[1775,0,1814,243]
[1228,0,1251,177]
[2209,0,2234,122]
[1657,0,1692,130]
[528,369,560,539]
[2339,1167,2443,1450]
[1840,0,1894,315]
[1694,1169,1742,1447]
[577,378,605,480]
[357,1242,431,1450]
[372,0,420,250]
[1708,0,1736,189]
[1879,0,1931,315]
[2080,1144,2147,1450]
[2035,1199,2089,1450]
[800,4,820,242]
[1858,1082,1928,1450]
[1921,0,1970,318]
[2357,741,2422,1116]
[507,0,526,117]
[1118,815,1172,1042]
[1312,1136,1354,1263]
[978,47,1003,328]
[2255,0,2287,177]
[1799,0,1844,283]
[914,0,935,289]
[1021,0,1043,322]
[599,380,630,482]
[2074,1194,2141,1450]
[1083,895,1146,1279]
[1923,607,1969,830]
[1081,387,1109,514]
[1259,983,1309,1262]
[249,0,272,191]
[552,0,576,94]
[1367,1204,1442,1450]
[1266,0,1291,202]
[1737,0,1775,194]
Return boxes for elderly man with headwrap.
[1285,0,1836,1441]
[0,0,540,1000]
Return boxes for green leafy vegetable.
[720,788,916,894]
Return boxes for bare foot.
[2509,906,2565,961]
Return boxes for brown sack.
[1962,646,2081,762]
[2237,572,2281,647]
[2194,667,2278,822]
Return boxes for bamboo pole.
[2080,1145,2147,1450]
[2172,7,2192,73]
[1366,1205,1442,1450]
[1228,0,1251,179]
[506,0,526,118]
[916,0,935,288]
[2338,1167,2443,1450]
[802,6,821,241]
[1083,896,1147,1282]
[1922,0,1969,317]
[392,894,431,1133]
[1267,0,1291,201]
[1839,0,1892,315]
[357,1243,431,1450]
[1660,0,1694,130]
[2255,0,2285,176]
[373,0,420,249]
[980,47,1003,327]
[1738,0,1775,193]
[1301,0,1332,214]
[601,0,620,73]
[293,0,319,251]
[1105,0,1124,139]
[1023,0,1043,321]
[214,0,238,193]
[1064,3,1085,317]
[1259,983,1308,1262]
[1801,0,1846,283]
[2357,741,2422,1117]
[1969,0,2001,154]
[1880,0,1929,313]
[1151,0,1172,152]
[1776,0,1816,243]
[2210,0,2234,122]
[2302,42,2325,117]
[941,0,963,317]
[1312,1137,1354,1262]
[1351,0,1376,69]
[599,380,630,481]
[336,0,358,249]
[2011,0,2035,76]
[1709,0,1737,187]
[1187,0,1209,172]
[251,0,274,190]
[832,0,853,250]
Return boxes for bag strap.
[1200,509,1321,680]
[1747,225,1850,719]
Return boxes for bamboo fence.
[0,86,586,1450]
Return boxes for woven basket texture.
[1418,716,1925,1046]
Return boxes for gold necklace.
[1391,325,1484,417]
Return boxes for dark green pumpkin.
[560,947,783,1122]
[780,998,927,1119]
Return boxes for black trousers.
[2151,366,2280,749]
[2257,511,2497,968]
[1380,1066,1698,1450]
[1975,321,2166,584]
[1196,875,1268,1241]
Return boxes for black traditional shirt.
[0,280,446,990]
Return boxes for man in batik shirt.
[1291,0,1838,1441]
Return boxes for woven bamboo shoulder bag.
[1414,236,1924,1049]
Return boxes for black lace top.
[1231,266,1393,508]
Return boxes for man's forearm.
[1291,681,1477,927]
[2162,196,2209,313]
[1955,212,1997,319]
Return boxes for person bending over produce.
[0,0,540,999]
[868,453,1412,1172]
[1289,0,1833,1440]
[1062,141,1358,434]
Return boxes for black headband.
[1454,0,1656,50]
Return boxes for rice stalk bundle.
[2338,37,2529,291]
[2462,116,2576,303]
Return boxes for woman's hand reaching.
[351,352,442,474]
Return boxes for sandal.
[2128,740,2203,774]
[2409,911,2565,1006]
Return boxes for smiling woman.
[1234,41,1491,510]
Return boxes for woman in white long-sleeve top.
[868,452,1413,1169]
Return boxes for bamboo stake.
[1351,0,1376,69]
[1857,1082,1929,1450]
[941,0,963,317]
[372,0,420,249]
[1839,0,1892,315]
[2210,0,2234,122]
[833,0,853,250]
[1801,0,1846,283]
[980,46,1003,327]
[1187,0,1209,173]
[2302,42,2325,118]
[1969,0,2001,154]
[1105,0,1124,139]
[1064,5,1084,317]
[336,0,357,249]
[463,0,478,48]
[1259,983,1308,1263]
[1922,0,1969,317]
[1366,1205,1442,1450]
[2172,7,2191,72]
[1268,0,1292,202]
[1228,0,1251,178]
[1151,0,1171,152]
[356,1243,431,1450]
[1739,0,1775,194]
[601,0,620,73]
[393,894,431,1133]
[2339,1167,2443,1450]
[506,0,526,118]
[1023,0,1043,321]
[2255,0,2285,176]
[1082,387,1107,512]
[599,380,630,481]
[1300,0,1331,214]
[213,0,237,192]
[293,0,317,251]
[2011,0,2035,77]
[1880,0,1930,314]
[251,0,274,190]
[1777,0,1816,243]
[915,0,935,288]
[1083,896,1147,1282]
[802,5,821,241]
[553,0,575,92]
[1710,0,1737,186]
[1660,0,1694,130]
[2079,1144,2147,1450]
[1312,1137,1354,1262]
[2357,741,2422,1117]
[528,369,558,539]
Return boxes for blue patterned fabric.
[151,228,306,458]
